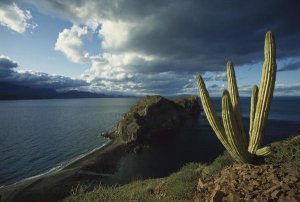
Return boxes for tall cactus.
[196,31,277,163]
[248,31,277,154]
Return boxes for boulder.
[115,95,200,143]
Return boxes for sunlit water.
[0,97,299,186]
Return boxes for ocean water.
[0,97,300,186]
[0,98,138,186]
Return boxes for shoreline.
[1,139,112,189]
[0,135,132,202]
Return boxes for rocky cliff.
[115,95,200,143]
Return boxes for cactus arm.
[249,85,259,140]
[222,90,250,163]
[227,60,248,148]
[196,75,230,150]
[255,146,271,156]
[248,31,277,154]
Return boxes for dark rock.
[133,144,149,154]
[210,189,225,202]
[115,95,200,143]
[173,95,200,117]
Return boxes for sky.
[0,0,300,96]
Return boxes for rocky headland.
[104,95,200,142]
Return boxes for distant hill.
[0,82,131,100]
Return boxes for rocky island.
[105,95,200,142]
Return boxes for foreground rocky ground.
[195,164,300,201]
[195,135,300,202]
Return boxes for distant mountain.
[0,82,131,100]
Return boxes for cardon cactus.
[196,31,277,163]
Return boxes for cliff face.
[115,95,200,143]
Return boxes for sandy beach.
[0,136,133,202]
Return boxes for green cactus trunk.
[249,85,259,140]
[227,61,248,149]
[222,90,251,163]
[248,31,277,154]
[196,31,277,163]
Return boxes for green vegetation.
[196,31,277,163]
[265,135,300,170]
[63,152,234,202]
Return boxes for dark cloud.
[0,56,18,68]
[0,56,18,76]
[278,61,300,72]
[28,0,300,74]
[0,56,88,89]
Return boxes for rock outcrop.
[173,96,200,117]
[195,164,300,201]
[115,95,200,143]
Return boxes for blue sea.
[0,97,300,186]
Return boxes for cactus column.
[196,31,277,163]
[227,61,248,149]
[248,31,277,154]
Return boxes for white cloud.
[55,25,94,63]
[0,2,37,33]
[99,20,134,50]
[89,58,129,81]
[202,72,227,82]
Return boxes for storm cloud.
[278,61,300,72]
[29,0,300,70]
[0,55,88,90]
[0,55,18,76]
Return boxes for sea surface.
[0,97,300,186]
[0,98,138,186]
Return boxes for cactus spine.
[196,31,277,163]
